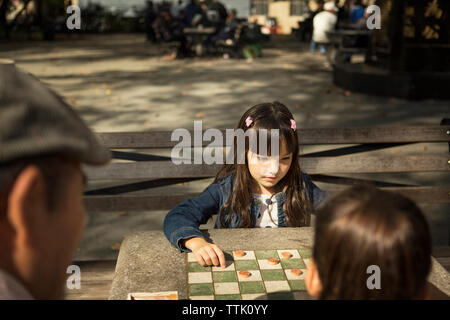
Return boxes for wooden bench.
[183,27,217,57]
[83,121,450,245]
[214,22,266,59]
[327,29,372,64]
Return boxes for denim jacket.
[163,173,327,252]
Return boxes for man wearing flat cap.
[0,61,110,299]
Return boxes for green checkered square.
[213,271,237,282]
[298,248,312,259]
[188,262,211,272]
[189,283,214,296]
[215,294,241,300]
[235,260,259,271]
[281,258,306,269]
[261,269,286,281]
[239,281,266,294]
[289,280,307,291]
[255,250,278,259]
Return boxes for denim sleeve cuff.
[170,226,205,253]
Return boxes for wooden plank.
[73,260,116,281]
[435,257,450,273]
[84,193,199,212]
[85,162,221,180]
[328,186,450,204]
[432,246,450,258]
[84,186,450,212]
[64,260,116,300]
[309,174,412,187]
[301,154,449,174]
[84,178,204,196]
[95,126,450,148]
[299,126,450,145]
[84,154,450,180]
[65,284,112,300]
[74,260,117,270]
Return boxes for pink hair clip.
[290,119,296,131]
[245,116,253,127]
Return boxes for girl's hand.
[182,237,226,268]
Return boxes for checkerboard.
[186,248,313,300]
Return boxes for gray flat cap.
[0,62,110,165]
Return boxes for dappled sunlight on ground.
[1,34,448,133]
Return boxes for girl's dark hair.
[314,185,432,299]
[214,101,311,228]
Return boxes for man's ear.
[305,258,322,299]
[7,165,48,246]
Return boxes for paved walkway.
[2,33,448,132]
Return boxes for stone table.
[109,228,450,300]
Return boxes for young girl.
[163,101,327,268]
[305,185,443,299]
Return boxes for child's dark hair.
[214,101,311,228]
[313,185,432,299]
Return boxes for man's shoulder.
[0,269,34,300]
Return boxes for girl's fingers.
[205,246,220,266]
[194,245,223,267]
[200,248,213,266]
[194,251,207,267]
[193,244,226,267]
[212,245,226,268]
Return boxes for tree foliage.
[0,0,67,38]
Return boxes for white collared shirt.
[252,194,279,228]
[313,11,337,43]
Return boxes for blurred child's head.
[305,185,432,299]
[216,101,311,227]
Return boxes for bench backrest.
[84,124,450,213]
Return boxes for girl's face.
[247,140,293,194]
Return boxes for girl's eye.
[256,155,290,161]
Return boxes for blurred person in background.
[312,2,338,54]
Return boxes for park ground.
[0,33,449,261]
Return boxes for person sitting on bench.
[211,9,239,45]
